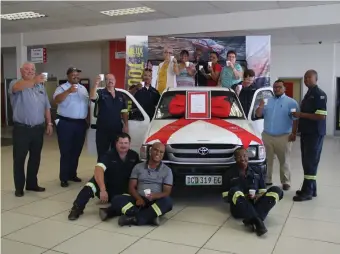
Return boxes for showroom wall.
[271,42,339,135]
[2,42,340,135]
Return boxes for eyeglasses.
[144,68,152,72]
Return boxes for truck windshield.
[154,91,245,120]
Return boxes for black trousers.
[56,117,87,182]
[95,128,119,161]
[12,123,45,191]
[300,134,324,196]
[228,186,283,221]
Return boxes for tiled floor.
[2,129,340,254]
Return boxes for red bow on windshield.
[146,95,262,148]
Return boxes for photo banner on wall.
[147,35,271,87]
[125,36,148,89]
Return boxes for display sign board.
[30,48,47,63]
[185,91,211,119]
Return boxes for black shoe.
[68,205,84,221]
[70,177,82,182]
[15,190,24,197]
[61,181,69,188]
[293,194,313,202]
[266,183,273,186]
[242,218,255,232]
[99,208,109,221]
[118,215,137,227]
[26,186,45,192]
[296,190,317,197]
[253,217,268,236]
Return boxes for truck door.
[86,88,150,155]
[248,87,274,135]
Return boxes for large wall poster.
[125,36,148,89]
[125,35,271,88]
[148,35,271,87]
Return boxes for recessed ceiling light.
[0,11,46,21]
[100,7,155,17]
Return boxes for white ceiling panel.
[80,1,148,12]
[142,1,225,17]
[208,1,280,13]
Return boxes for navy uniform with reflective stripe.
[70,149,139,214]
[92,89,128,159]
[110,162,173,225]
[298,85,327,197]
[222,165,283,221]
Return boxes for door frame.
[335,77,340,136]
[278,77,304,103]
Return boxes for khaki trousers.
[262,132,292,185]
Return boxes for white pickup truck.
[87,86,274,187]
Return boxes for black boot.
[296,190,317,197]
[118,215,138,227]
[253,217,268,236]
[293,193,313,202]
[242,218,255,232]
[68,204,84,220]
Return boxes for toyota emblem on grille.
[197,147,209,156]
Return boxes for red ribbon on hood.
[146,95,262,148]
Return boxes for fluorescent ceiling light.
[100,7,155,17]
[0,11,46,21]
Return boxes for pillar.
[16,33,27,79]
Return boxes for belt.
[57,115,86,123]
[13,122,45,128]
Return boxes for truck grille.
[166,143,238,164]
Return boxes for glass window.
[251,90,274,120]
[155,91,244,120]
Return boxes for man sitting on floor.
[101,142,173,226]
[222,147,283,236]
[68,133,139,220]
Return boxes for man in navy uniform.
[103,142,173,226]
[90,74,129,160]
[54,67,89,187]
[134,68,160,119]
[222,147,283,236]
[68,133,139,220]
[292,70,327,202]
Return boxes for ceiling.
[1,1,338,34]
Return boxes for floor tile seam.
[170,217,228,227]
[41,250,67,254]
[196,247,236,254]
[45,222,97,252]
[1,236,50,250]
[142,236,203,248]
[2,187,74,212]
[288,214,340,224]
[195,215,232,253]
[271,197,295,254]
[117,236,145,254]
[2,216,50,238]
[278,235,340,246]
[287,213,340,225]
[8,206,71,220]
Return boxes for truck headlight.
[258,145,266,160]
[140,145,149,160]
[247,147,257,158]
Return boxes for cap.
[66,67,82,75]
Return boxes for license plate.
[185,175,222,186]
